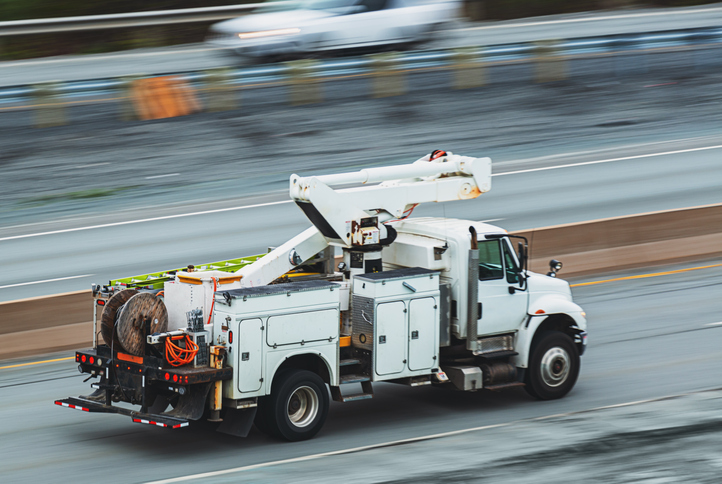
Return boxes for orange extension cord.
[165,334,199,367]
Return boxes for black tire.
[266,369,329,442]
[525,331,580,400]
[253,396,273,436]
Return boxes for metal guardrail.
[5,27,722,102]
[0,3,289,36]
[2,27,721,105]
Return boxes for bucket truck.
[56,152,587,441]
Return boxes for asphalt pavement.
[1,259,721,483]
[2,62,722,301]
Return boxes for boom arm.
[290,153,491,247]
[236,152,491,287]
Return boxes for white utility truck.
[56,152,587,441]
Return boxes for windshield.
[303,0,359,9]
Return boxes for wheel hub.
[540,347,570,388]
[287,385,319,428]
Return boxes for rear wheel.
[525,331,580,400]
[265,369,329,441]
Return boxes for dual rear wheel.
[255,369,329,442]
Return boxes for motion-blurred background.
[1,2,722,482]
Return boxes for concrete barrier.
[0,290,92,360]
[515,202,722,276]
[1,203,721,360]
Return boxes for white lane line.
[145,173,179,180]
[0,200,292,242]
[492,143,722,177]
[3,142,721,242]
[458,6,722,32]
[0,274,93,290]
[706,322,722,327]
[144,390,714,484]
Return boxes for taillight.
[229,331,233,344]
[81,355,87,363]
[89,356,95,365]
[165,373,170,381]
[173,374,178,383]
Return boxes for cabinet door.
[408,297,438,371]
[375,301,406,376]
[237,318,264,393]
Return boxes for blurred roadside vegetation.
[0,0,720,60]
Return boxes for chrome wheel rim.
[287,386,319,428]
[540,347,571,388]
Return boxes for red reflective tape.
[150,421,157,425]
[133,418,141,423]
[54,401,62,406]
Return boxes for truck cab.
[385,217,587,398]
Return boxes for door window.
[502,240,521,284]
[478,240,503,281]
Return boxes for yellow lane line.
[570,262,722,287]
[0,356,73,370]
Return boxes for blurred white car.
[207,0,461,59]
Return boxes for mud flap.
[147,394,171,414]
[216,407,258,437]
[166,383,212,421]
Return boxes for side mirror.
[517,241,527,289]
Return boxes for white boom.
[235,152,491,287]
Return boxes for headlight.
[238,28,301,39]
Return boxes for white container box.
[352,268,440,381]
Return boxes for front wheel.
[525,331,580,400]
[264,369,329,441]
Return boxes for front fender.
[513,297,587,369]
[528,295,585,327]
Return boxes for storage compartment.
[213,280,341,399]
[351,268,440,381]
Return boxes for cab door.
[475,238,528,336]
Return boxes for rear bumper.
[55,397,189,429]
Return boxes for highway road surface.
[3,3,722,86]
[1,259,721,483]
[1,138,722,303]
